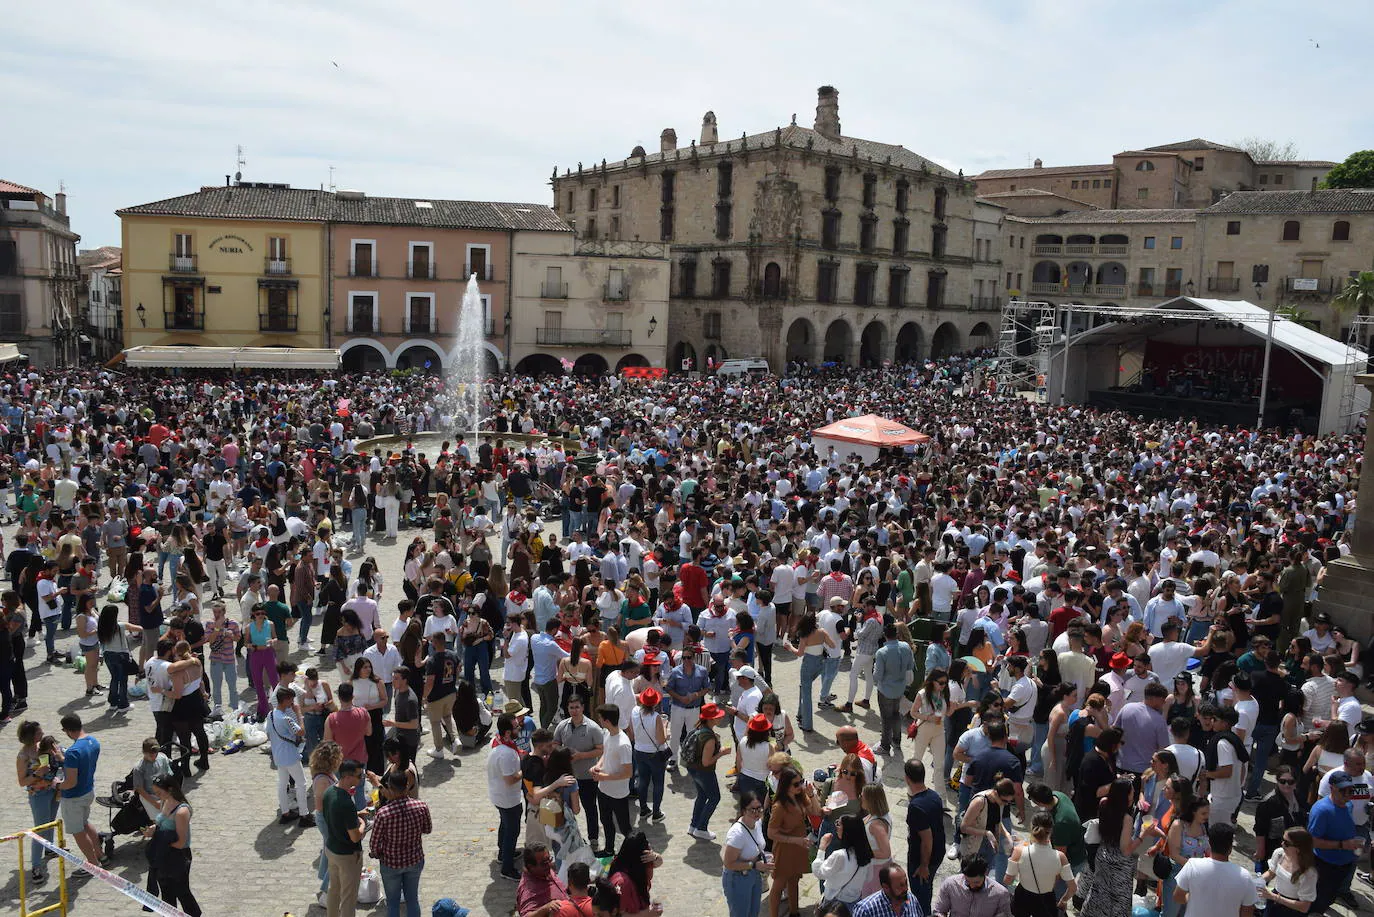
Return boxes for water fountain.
[451,273,487,442]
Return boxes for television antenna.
[328,165,336,192]
[234,145,246,183]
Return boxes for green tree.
[1333,270,1374,315]
[1321,151,1374,189]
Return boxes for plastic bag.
[106,577,129,603]
[129,681,148,699]
[241,726,268,748]
[357,868,383,905]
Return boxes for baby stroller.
[531,481,564,522]
[94,765,154,858]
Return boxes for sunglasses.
[840,769,862,777]
[746,805,764,813]
[1278,778,1296,786]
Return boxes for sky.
[5,0,1370,247]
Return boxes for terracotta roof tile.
[1202,190,1374,214]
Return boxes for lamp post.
[135,302,146,327]
[648,316,658,337]
[1256,281,1274,429]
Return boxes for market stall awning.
[121,346,340,370]
[811,414,930,447]
[0,343,28,363]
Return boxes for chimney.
[701,111,718,145]
[660,128,678,153]
[1033,158,1043,169]
[814,85,840,140]
[54,191,67,215]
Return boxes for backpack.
[681,725,714,770]
[1064,712,1090,784]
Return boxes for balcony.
[540,281,568,299]
[259,313,298,333]
[348,259,376,278]
[406,319,435,335]
[1136,283,1157,296]
[168,254,198,273]
[407,261,437,280]
[1094,284,1128,297]
[756,280,790,301]
[536,327,631,346]
[969,296,1000,311]
[1029,282,1061,295]
[1065,244,1095,255]
[1207,277,1241,293]
[1032,244,1062,256]
[1097,244,1130,255]
[348,317,376,334]
[264,258,292,276]
[603,280,630,301]
[1164,284,1183,297]
[108,291,122,306]
[464,263,494,282]
[164,310,204,331]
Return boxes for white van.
[714,358,771,377]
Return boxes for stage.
[1087,389,1312,429]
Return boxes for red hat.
[1109,652,1132,669]
[747,713,772,733]
[699,703,728,722]
[638,687,662,707]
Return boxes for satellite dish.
[234,171,242,182]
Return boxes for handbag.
[357,868,383,905]
[538,795,566,828]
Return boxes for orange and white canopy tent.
[811,414,929,463]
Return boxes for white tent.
[1051,297,1368,434]
[121,346,340,370]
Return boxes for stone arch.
[894,322,923,362]
[859,321,888,368]
[762,261,783,299]
[1095,262,1127,287]
[785,317,815,364]
[704,343,728,367]
[1066,260,1093,291]
[1032,261,1062,284]
[446,341,506,374]
[394,341,446,372]
[673,340,698,372]
[615,353,651,371]
[823,318,853,364]
[572,353,609,376]
[931,322,961,358]
[339,339,389,372]
[970,322,994,349]
[514,354,563,376]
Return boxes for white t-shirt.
[486,742,522,809]
[1175,857,1259,913]
[604,673,637,738]
[423,613,459,641]
[1007,675,1037,726]
[739,736,772,780]
[598,730,633,799]
[733,686,763,741]
[145,658,172,714]
[37,578,62,621]
[1148,641,1196,684]
[817,610,845,660]
[930,574,959,615]
[1233,698,1259,748]
[770,564,797,605]
[724,818,766,863]
[1167,742,1204,785]
[1211,740,1244,799]
[504,630,530,681]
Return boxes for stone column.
[1311,374,1374,643]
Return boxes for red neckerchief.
[508,590,527,605]
[491,734,524,756]
[830,570,845,581]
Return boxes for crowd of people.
[2,356,1372,917]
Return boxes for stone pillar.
[1311,373,1374,643]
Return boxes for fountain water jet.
[451,273,488,442]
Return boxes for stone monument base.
[1312,554,1374,645]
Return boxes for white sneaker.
[426,747,446,759]
[300,640,313,652]
[947,842,960,861]
[317,890,328,908]
[693,828,717,842]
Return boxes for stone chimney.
[1033,158,1043,169]
[54,191,67,215]
[814,85,840,140]
[701,111,718,145]
[660,128,678,153]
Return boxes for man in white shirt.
[1332,672,1363,731]
[727,667,764,742]
[603,661,640,742]
[486,713,525,880]
[590,704,634,858]
[341,583,380,638]
[363,630,402,709]
[929,564,959,622]
[1142,580,1186,638]
[1166,717,1205,787]
[1100,579,1141,624]
[1173,823,1259,916]
[1056,629,1097,707]
[1004,656,1037,748]
[816,597,848,706]
[1147,622,1202,684]
[1122,654,1161,706]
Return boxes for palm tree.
[1333,270,1374,316]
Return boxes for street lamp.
[1255,281,1274,429]
[1185,279,1195,298]
[135,302,146,327]
[648,316,658,337]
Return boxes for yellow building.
[118,184,328,348]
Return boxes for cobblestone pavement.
[2,521,1370,917]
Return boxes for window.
[1165,268,1184,296]
[678,260,696,298]
[925,271,945,308]
[542,265,565,299]
[169,286,198,329]
[268,236,288,261]
[174,232,193,256]
[661,171,676,204]
[263,287,293,332]
[895,180,909,213]
[585,217,597,239]
[612,185,621,208]
[406,294,435,334]
[1137,188,1150,200]
[817,261,838,303]
[715,202,732,241]
[1092,179,1102,188]
[1006,271,1013,288]
[1333,220,1351,242]
[1194,157,1205,172]
[931,224,947,259]
[1143,236,1156,250]
[887,268,907,308]
[1227,221,1241,235]
[0,241,15,276]
[605,312,624,333]
[711,260,731,298]
[409,242,434,280]
[0,293,20,333]
[1135,161,1155,172]
[1104,179,1112,188]
[717,162,733,198]
[1259,174,1269,185]
[934,187,948,221]
[348,292,376,333]
[821,211,840,250]
[824,166,841,202]
[1020,237,1025,249]
[862,174,877,209]
[1070,180,1079,189]
[1010,184,1016,191]
[1137,267,1156,295]
[606,268,627,301]
[587,188,597,211]
[610,215,621,238]
[854,265,876,306]
[859,216,876,253]
[1282,220,1300,241]
[703,311,722,339]
[892,220,909,255]
[544,310,562,333]
[566,190,574,212]
[1274,174,1284,185]
[1170,236,1183,250]
[659,207,674,242]
[350,240,375,277]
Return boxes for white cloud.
[4,0,1369,245]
